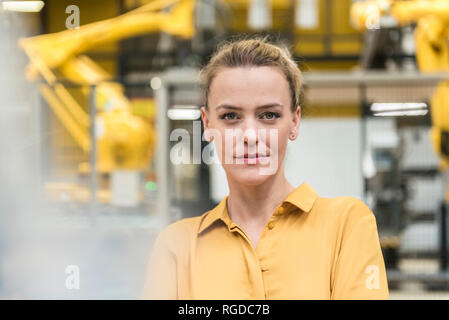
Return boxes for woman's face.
[201,66,301,186]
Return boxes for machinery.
[19,0,195,203]
[351,0,449,196]
[351,1,449,282]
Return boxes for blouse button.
[277,206,285,215]
[267,221,275,230]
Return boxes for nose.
[241,120,258,146]
[243,129,258,146]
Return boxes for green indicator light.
[145,181,157,191]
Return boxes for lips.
[235,153,270,165]
[235,153,269,159]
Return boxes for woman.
[142,38,389,300]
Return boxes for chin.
[225,165,276,186]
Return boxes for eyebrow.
[215,103,284,111]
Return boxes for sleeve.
[330,201,389,300]
[140,230,178,300]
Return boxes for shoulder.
[153,208,219,251]
[311,196,381,256]
[315,196,377,232]
[156,215,203,246]
[317,196,374,218]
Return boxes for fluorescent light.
[167,108,201,120]
[2,1,44,12]
[373,110,429,117]
[371,102,428,112]
[248,0,272,30]
[295,0,319,29]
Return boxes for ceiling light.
[295,0,319,29]
[373,110,429,117]
[2,1,44,12]
[248,0,271,30]
[371,102,428,112]
[167,107,201,120]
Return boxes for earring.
[289,133,296,140]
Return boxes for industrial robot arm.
[19,0,195,173]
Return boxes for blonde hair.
[199,37,303,111]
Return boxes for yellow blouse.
[142,182,389,299]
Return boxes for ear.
[290,105,301,140]
[201,106,212,142]
[201,106,209,130]
[293,105,301,130]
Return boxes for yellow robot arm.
[18,0,195,173]
[19,0,194,82]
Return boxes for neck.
[226,166,295,226]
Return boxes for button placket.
[267,204,287,230]
[257,208,280,273]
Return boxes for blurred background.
[1,0,449,299]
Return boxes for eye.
[220,112,239,121]
[260,112,280,120]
